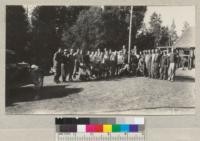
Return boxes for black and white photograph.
[5,5,195,114]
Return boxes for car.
[6,49,44,90]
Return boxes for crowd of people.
[52,46,179,83]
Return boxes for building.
[174,27,195,69]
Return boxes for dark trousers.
[73,60,80,77]
[160,65,168,80]
[54,63,61,82]
[147,62,151,77]
[68,63,74,81]
[144,63,148,77]
[110,62,117,77]
[154,63,160,78]
[61,63,68,81]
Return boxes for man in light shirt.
[168,48,177,82]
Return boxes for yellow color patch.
[103,124,112,132]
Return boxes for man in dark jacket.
[68,49,75,81]
[53,48,63,83]
[154,49,162,79]
[160,51,169,80]
[61,49,70,82]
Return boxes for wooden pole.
[128,6,133,64]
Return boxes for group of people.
[52,46,178,83]
[137,48,178,81]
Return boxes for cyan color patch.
[120,124,129,132]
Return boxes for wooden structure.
[174,27,195,68]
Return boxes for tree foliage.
[30,6,59,69]
[149,12,162,47]
[136,13,178,51]
[62,6,147,51]
[9,6,181,72]
[6,6,30,61]
[169,19,178,45]
[62,7,104,51]
[160,26,170,46]
[30,6,89,69]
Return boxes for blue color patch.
[129,124,138,132]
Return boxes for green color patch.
[112,124,120,132]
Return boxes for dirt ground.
[6,68,195,115]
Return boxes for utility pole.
[128,6,133,64]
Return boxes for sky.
[23,5,36,18]
[25,5,195,36]
[143,6,195,36]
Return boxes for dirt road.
[6,68,195,115]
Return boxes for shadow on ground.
[70,75,137,83]
[175,76,195,82]
[6,85,83,106]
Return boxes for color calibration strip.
[55,117,145,141]
[56,124,143,133]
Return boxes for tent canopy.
[174,27,195,49]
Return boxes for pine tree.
[169,19,178,45]
[149,12,162,47]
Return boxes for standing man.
[160,51,169,80]
[168,48,177,82]
[145,50,150,77]
[154,49,161,79]
[110,51,117,77]
[61,49,69,82]
[53,48,63,83]
[143,50,147,76]
[130,49,138,76]
[151,49,155,78]
[68,49,75,81]
[73,48,83,78]
[147,50,152,78]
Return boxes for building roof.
[174,27,195,48]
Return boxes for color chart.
[55,117,145,141]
